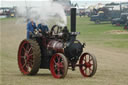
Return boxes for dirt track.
[0,19,128,85]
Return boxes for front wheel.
[79,52,97,77]
[50,53,68,79]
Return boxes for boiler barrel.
[47,40,64,53]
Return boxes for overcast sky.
[0,0,127,1]
[0,0,127,7]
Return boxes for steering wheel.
[50,25,62,36]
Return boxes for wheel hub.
[85,62,91,67]
[24,55,27,59]
[57,63,63,68]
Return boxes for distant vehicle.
[120,2,128,13]
[76,7,86,17]
[90,7,120,24]
[88,8,98,18]
[112,13,128,25]
[124,21,128,29]
[79,11,85,17]
[0,7,16,17]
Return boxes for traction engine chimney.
[71,8,76,32]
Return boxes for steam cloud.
[16,0,67,27]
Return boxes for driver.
[38,22,49,34]
[26,19,37,39]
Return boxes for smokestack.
[71,8,76,32]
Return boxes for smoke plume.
[16,0,67,27]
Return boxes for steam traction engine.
[17,8,97,78]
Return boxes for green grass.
[67,16,128,49]
[0,17,16,20]
[1,16,128,85]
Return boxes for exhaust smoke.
[16,0,67,27]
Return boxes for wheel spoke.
[89,55,93,62]
[25,64,30,72]
[89,59,93,62]
[60,67,64,74]
[57,56,61,63]
[22,47,26,52]
[54,66,57,71]
[83,58,86,62]
[90,63,93,66]
[26,43,30,51]
[84,56,86,62]
[28,47,32,54]
[26,62,32,71]
[22,59,29,70]
[85,68,87,74]
[84,67,87,70]
[59,62,64,68]
[28,61,33,68]
[26,50,33,61]
[89,67,92,71]
[83,56,88,64]
[57,69,61,76]
[89,67,92,74]
[22,61,27,68]
[53,59,57,64]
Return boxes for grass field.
[0,17,128,85]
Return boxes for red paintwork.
[50,53,65,78]
[18,40,33,75]
[124,25,128,29]
[116,23,120,26]
[79,53,93,77]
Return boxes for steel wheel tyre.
[79,52,97,77]
[50,53,68,79]
[18,39,41,75]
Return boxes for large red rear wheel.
[18,39,41,75]
[79,52,97,77]
[50,53,68,79]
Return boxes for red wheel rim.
[18,40,33,75]
[79,53,94,77]
[50,54,65,78]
